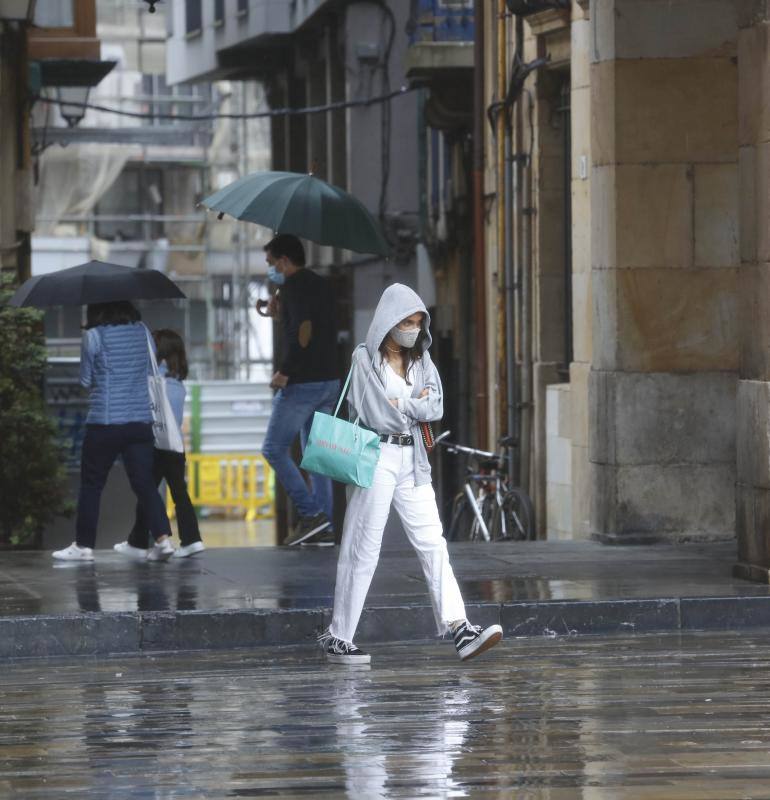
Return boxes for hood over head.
[364,283,431,360]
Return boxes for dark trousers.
[128,449,201,549]
[76,423,172,549]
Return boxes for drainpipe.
[504,96,517,484]
[496,0,508,447]
[495,0,520,483]
[516,14,533,499]
[472,0,488,448]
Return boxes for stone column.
[589,1,739,542]
[735,2,770,579]
[570,1,592,539]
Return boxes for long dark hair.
[84,301,140,329]
[154,329,188,380]
[379,329,426,386]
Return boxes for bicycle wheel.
[492,488,535,541]
[446,493,473,542]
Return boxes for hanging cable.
[31,84,417,122]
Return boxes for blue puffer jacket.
[79,322,153,425]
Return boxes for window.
[140,74,212,126]
[237,0,249,15]
[214,0,225,25]
[185,0,202,35]
[34,0,75,28]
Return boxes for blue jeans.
[262,379,341,519]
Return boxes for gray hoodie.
[346,283,443,487]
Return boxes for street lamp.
[56,84,90,128]
[32,60,116,130]
[0,0,35,23]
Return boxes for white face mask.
[389,325,420,349]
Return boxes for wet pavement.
[4,540,770,658]
[3,630,770,798]
[1,541,761,616]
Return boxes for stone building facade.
[470,0,770,567]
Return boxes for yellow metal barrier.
[167,453,274,521]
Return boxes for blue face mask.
[267,264,285,285]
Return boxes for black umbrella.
[7,260,186,308]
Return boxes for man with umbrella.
[201,169,390,545]
[260,235,340,546]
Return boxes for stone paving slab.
[3,632,770,798]
[1,540,768,659]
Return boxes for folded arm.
[397,359,444,422]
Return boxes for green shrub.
[0,274,71,546]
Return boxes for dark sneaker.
[318,629,371,665]
[285,512,332,546]
[301,528,336,547]
[453,621,503,661]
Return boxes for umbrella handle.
[256,294,280,318]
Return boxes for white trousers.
[330,443,467,642]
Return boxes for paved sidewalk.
[2,540,769,659]
[4,631,770,798]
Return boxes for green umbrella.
[201,170,389,257]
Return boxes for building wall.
[588,0,739,542]
[735,3,770,577]
[0,27,32,283]
[483,2,741,543]
[345,0,420,344]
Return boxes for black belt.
[379,433,414,446]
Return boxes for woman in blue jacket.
[52,301,174,562]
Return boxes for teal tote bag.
[300,364,381,488]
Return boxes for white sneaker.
[113,541,149,561]
[172,541,205,558]
[52,543,94,562]
[146,537,175,562]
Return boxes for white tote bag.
[145,327,185,453]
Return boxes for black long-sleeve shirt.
[279,268,338,383]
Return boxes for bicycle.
[436,432,535,542]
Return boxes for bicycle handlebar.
[434,431,516,462]
[436,439,499,461]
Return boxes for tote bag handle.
[332,353,374,423]
[144,324,161,377]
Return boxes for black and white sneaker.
[317,629,371,665]
[285,513,332,546]
[452,621,503,661]
[301,529,336,547]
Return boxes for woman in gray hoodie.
[318,283,503,665]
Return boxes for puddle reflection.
[331,673,472,798]
[69,563,199,613]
